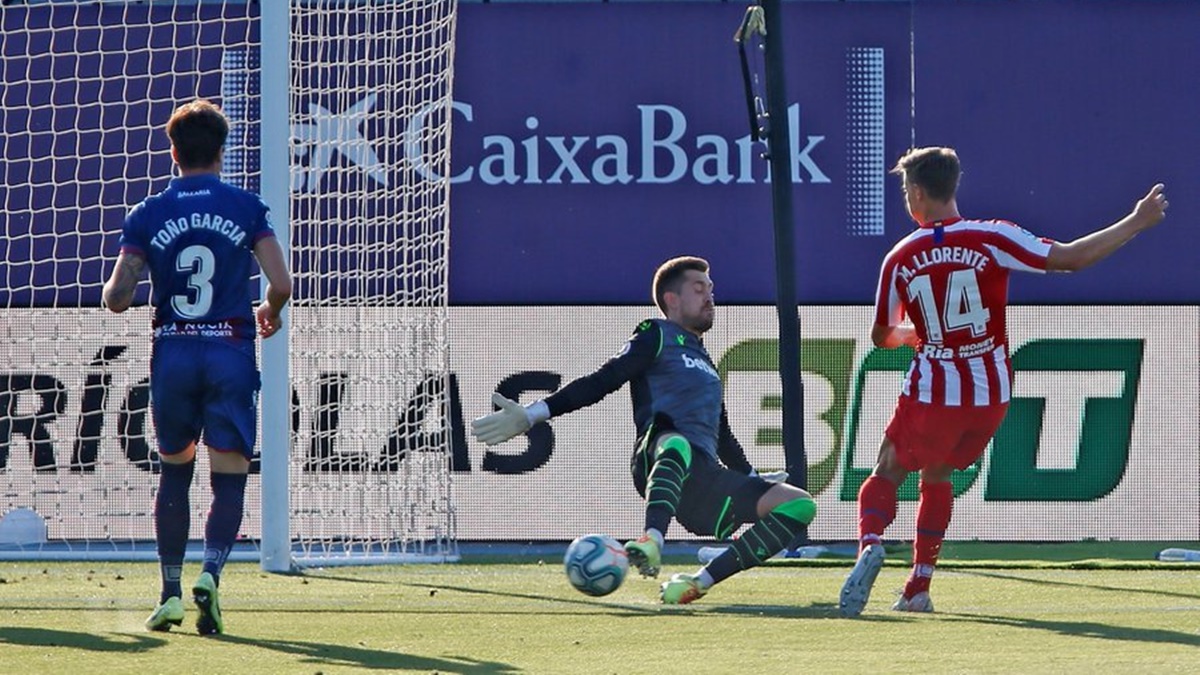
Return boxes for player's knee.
[919,464,954,484]
[655,434,692,469]
[772,496,817,525]
[159,442,197,464]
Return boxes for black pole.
[759,0,808,545]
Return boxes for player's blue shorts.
[150,338,260,459]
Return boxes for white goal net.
[0,0,458,566]
[284,0,458,565]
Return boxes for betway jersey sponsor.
[542,318,751,469]
[874,218,1054,406]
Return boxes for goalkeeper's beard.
[688,310,714,335]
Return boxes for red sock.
[906,480,953,598]
[857,475,898,552]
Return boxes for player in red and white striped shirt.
[840,147,1169,617]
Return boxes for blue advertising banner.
[2,2,1196,306]
[449,1,1198,304]
[1,3,257,308]
[450,2,914,304]
[910,0,1199,304]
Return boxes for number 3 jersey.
[119,174,275,344]
[873,218,1055,407]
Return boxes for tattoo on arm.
[103,253,146,311]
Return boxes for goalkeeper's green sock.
[705,497,816,584]
[644,435,692,533]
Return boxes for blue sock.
[155,459,195,603]
[202,471,248,585]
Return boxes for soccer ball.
[563,533,628,597]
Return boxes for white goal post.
[0,0,459,567]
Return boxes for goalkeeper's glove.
[750,469,790,484]
[471,392,550,445]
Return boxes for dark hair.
[652,256,710,314]
[890,146,961,202]
[166,99,229,170]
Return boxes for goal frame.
[258,0,293,574]
[0,0,459,568]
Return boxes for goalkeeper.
[472,255,816,604]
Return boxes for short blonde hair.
[891,146,960,202]
[652,256,709,314]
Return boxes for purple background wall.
[1,4,254,308]
[1,2,1195,306]
[449,1,1198,304]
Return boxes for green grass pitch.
[1,542,1197,673]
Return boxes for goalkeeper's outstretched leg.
[626,431,694,578]
[662,478,820,605]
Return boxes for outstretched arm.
[472,322,659,446]
[1046,184,1169,272]
[541,333,657,418]
[102,251,147,313]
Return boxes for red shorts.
[884,397,1009,472]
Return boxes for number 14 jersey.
[873,218,1055,407]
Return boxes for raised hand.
[1133,183,1169,228]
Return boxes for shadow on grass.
[707,601,919,622]
[707,602,842,620]
[215,634,519,673]
[288,571,395,585]
[398,582,912,621]
[0,627,167,652]
[956,569,1200,601]
[399,581,662,615]
[942,612,1200,648]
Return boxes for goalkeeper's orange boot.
[624,534,662,578]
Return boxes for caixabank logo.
[284,46,889,238]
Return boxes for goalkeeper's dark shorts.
[631,415,772,540]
